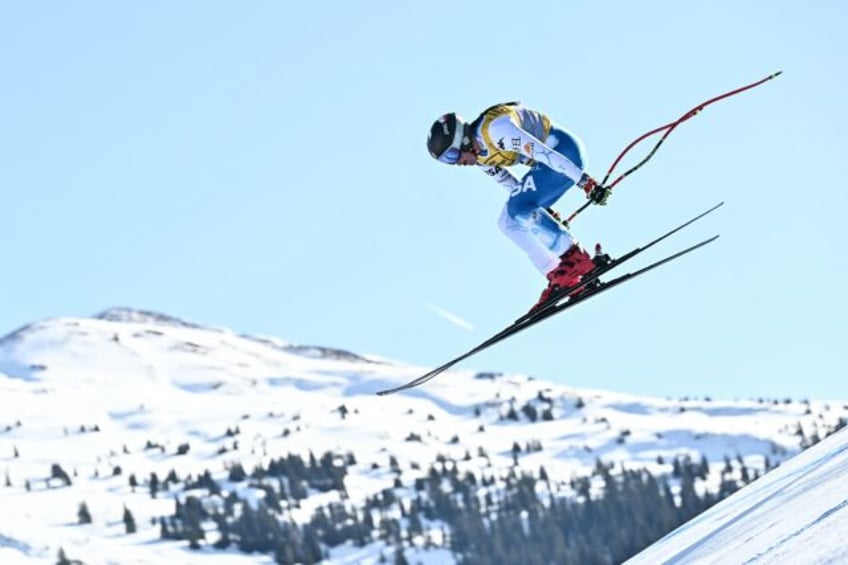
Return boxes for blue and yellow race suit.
[469,102,588,275]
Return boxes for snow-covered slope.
[627,426,848,564]
[0,308,845,564]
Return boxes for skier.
[426,103,612,310]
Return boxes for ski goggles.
[436,124,472,164]
[437,147,462,164]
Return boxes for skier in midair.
[427,102,611,310]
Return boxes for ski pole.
[564,71,782,225]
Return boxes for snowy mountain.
[1,308,845,564]
[626,424,848,564]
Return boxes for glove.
[578,173,611,206]
[587,184,612,206]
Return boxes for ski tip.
[772,70,783,78]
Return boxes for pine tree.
[149,472,159,498]
[393,545,409,565]
[123,505,137,534]
[521,402,538,422]
[740,462,751,484]
[50,463,72,487]
[698,455,710,479]
[678,471,701,521]
[182,496,206,549]
[211,509,232,549]
[228,462,247,482]
[77,501,92,524]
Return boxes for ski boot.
[577,243,613,294]
[530,243,596,312]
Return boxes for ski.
[514,201,724,326]
[377,202,724,395]
[376,229,720,396]
[517,234,718,328]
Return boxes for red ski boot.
[530,243,596,312]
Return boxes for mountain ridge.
[1,309,845,563]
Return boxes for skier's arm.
[488,115,584,183]
[481,164,521,193]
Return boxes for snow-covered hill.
[626,425,848,564]
[1,308,845,564]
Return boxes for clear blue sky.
[1,1,845,401]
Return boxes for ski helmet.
[427,113,472,164]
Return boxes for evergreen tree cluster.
[158,450,355,563]
[795,416,848,449]
[151,446,764,564]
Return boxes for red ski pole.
[564,71,782,225]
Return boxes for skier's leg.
[497,204,574,275]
